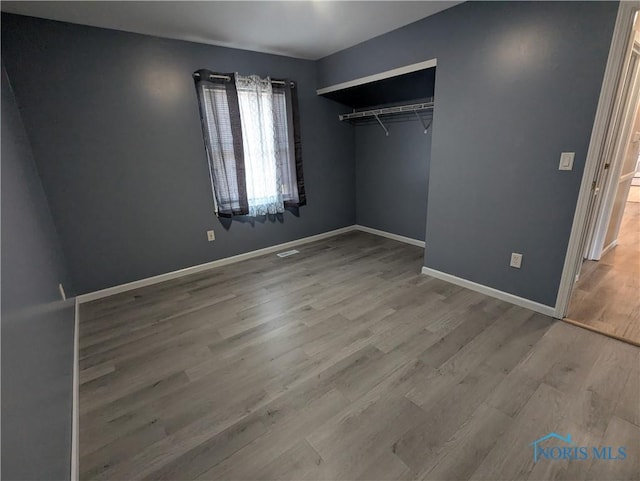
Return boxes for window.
[193,70,305,218]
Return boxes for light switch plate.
[559,152,575,171]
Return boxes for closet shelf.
[338,99,433,122]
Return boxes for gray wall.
[1,64,75,481]
[355,117,431,241]
[318,1,618,307]
[1,13,355,294]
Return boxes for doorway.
[563,10,640,345]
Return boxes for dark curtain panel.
[289,82,306,206]
[193,69,249,216]
[273,80,306,207]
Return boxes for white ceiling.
[0,1,461,60]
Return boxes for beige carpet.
[628,185,640,203]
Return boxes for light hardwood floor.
[568,201,640,345]
[79,231,640,480]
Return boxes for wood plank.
[614,350,640,427]
[418,403,513,481]
[307,395,427,480]
[394,362,506,473]
[586,416,640,481]
[469,383,568,481]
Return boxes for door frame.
[586,41,640,260]
[555,1,640,319]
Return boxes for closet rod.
[195,72,294,87]
[339,101,433,121]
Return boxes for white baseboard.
[354,225,425,248]
[71,298,79,481]
[421,266,556,317]
[77,224,428,304]
[77,226,357,303]
[600,239,618,257]
[75,224,553,319]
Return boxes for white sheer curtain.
[235,74,284,216]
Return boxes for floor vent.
[277,249,299,258]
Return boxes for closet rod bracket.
[373,113,389,136]
[414,110,432,134]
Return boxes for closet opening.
[318,61,437,249]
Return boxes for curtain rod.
[194,72,294,87]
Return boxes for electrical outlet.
[510,253,523,269]
[207,230,215,241]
